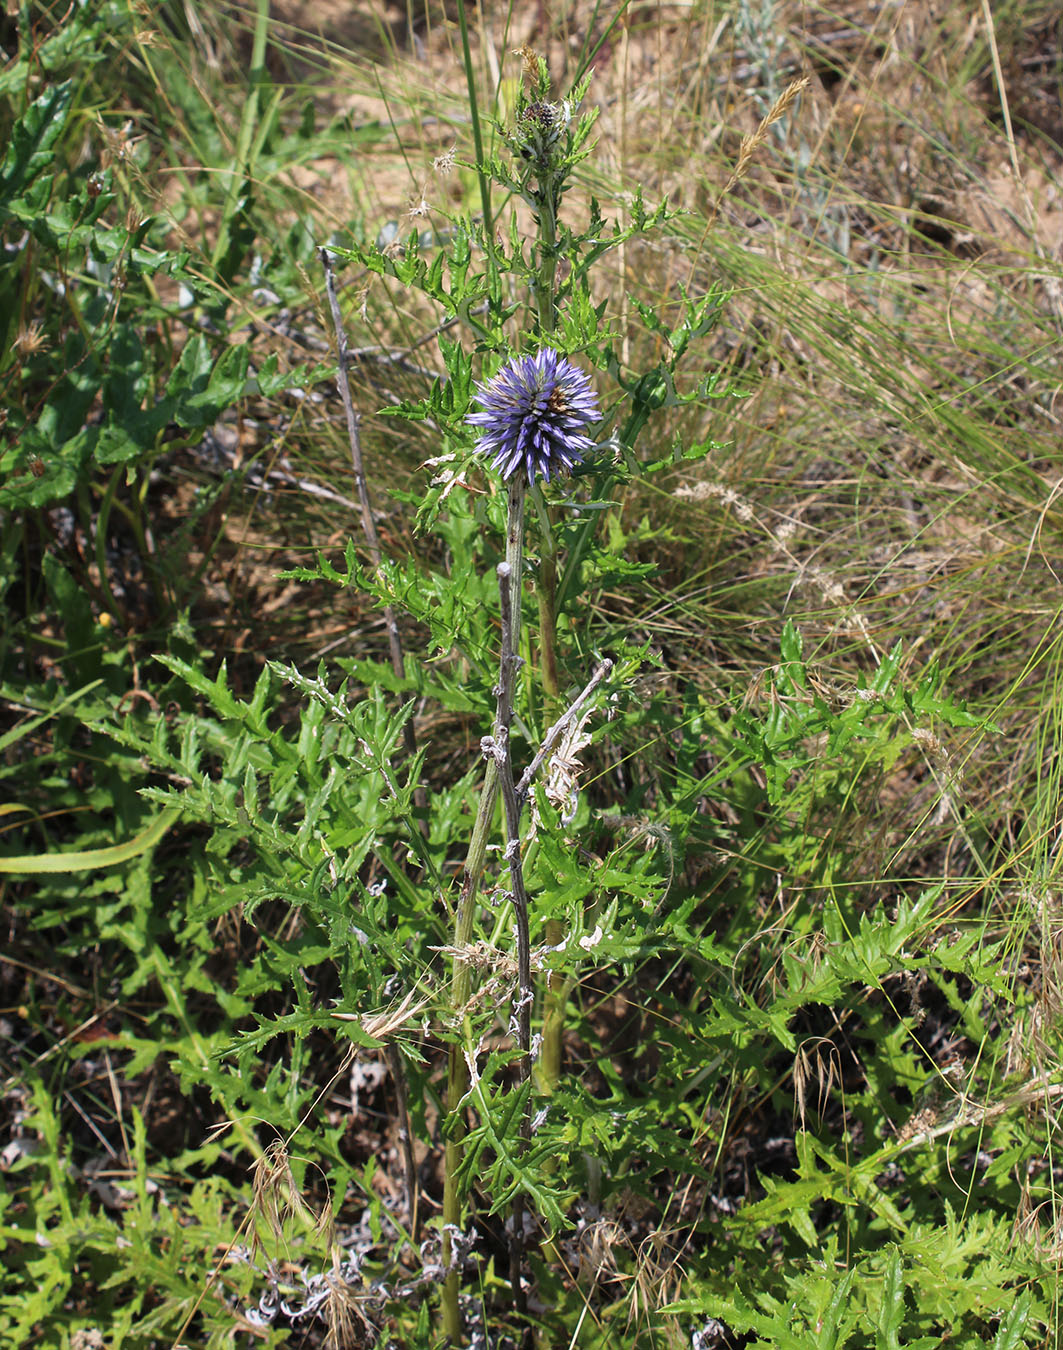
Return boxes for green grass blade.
[0,809,180,874]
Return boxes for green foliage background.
[2,0,1062,1346]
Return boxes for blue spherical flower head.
[467,348,600,485]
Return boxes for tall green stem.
[533,180,559,338]
[530,173,562,707]
[455,0,497,303]
[211,0,270,274]
[529,484,561,705]
[531,187,568,1096]
[442,479,525,1343]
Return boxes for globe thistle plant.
[467,348,600,485]
[515,99,571,161]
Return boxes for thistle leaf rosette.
[467,348,600,485]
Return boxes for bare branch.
[320,246,423,1240]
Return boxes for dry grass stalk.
[706,76,811,231]
[329,985,431,1040]
[249,1137,323,1255]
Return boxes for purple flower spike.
[467,348,600,485]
